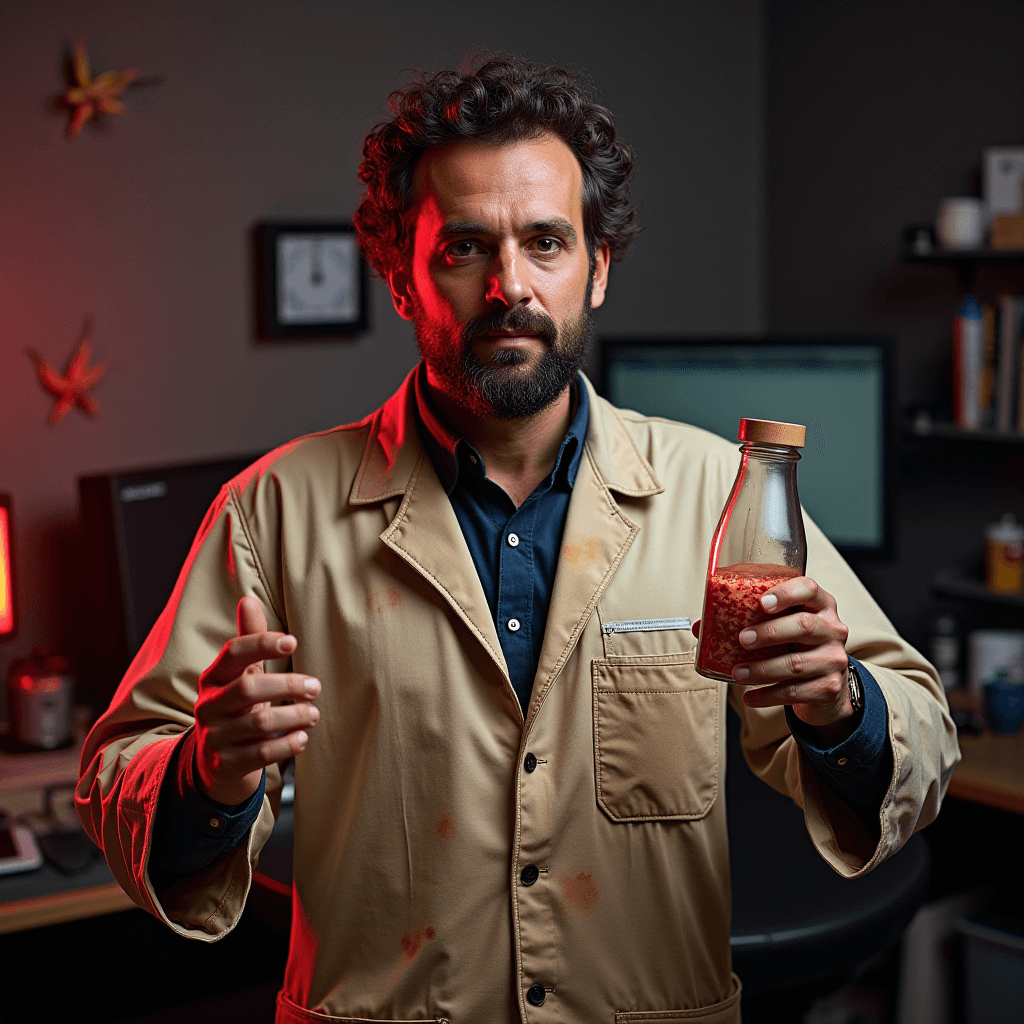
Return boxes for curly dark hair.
[354,55,640,278]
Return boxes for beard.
[415,299,594,420]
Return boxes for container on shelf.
[936,197,986,250]
[695,418,807,682]
[968,630,1024,697]
[985,513,1024,594]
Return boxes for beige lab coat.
[77,368,959,1024]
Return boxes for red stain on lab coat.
[561,871,599,914]
[435,810,456,840]
[401,926,437,959]
[367,588,402,614]
[563,539,600,567]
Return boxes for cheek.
[411,264,473,323]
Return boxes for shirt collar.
[413,361,590,496]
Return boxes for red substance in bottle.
[696,562,801,678]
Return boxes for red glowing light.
[18,675,34,692]
[0,504,12,636]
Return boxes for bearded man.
[77,57,958,1024]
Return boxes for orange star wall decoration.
[25,319,107,426]
[61,41,141,138]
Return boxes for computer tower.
[77,453,260,710]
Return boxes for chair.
[727,705,930,1019]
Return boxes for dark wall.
[0,0,764,691]
[766,0,1024,647]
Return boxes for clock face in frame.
[277,233,359,325]
[256,222,367,338]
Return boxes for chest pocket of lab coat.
[592,651,720,822]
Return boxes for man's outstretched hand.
[194,596,320,806]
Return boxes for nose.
[485,241,532,308]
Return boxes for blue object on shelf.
[983,670,1024,734]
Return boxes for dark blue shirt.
[413,365,588,715]
[151,370,894,879]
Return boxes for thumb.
[237,595,268,637]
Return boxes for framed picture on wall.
[255,221,368,338]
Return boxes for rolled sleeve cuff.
[785,658,893,821]
[149,729,265,883]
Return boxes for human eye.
[443,239,485,262]
[530,236,564,258]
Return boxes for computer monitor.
[599,338,891,557]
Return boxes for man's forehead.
[411,133,584,231]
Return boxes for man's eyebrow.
[438,221,490,238]
[437,218,579,244]
[527,219,578,244]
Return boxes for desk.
[0,729,136,933]
[945,690,1024,815]
[946,731,1024,815]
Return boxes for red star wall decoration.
[25,318,107,426]
[59,40,158,138]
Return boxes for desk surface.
[943,688,1024,815]
[0,727,135,931]
[946,730,1024,814]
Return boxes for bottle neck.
[739,441,802,463]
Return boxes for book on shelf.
[954,294,1024,431]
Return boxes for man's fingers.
[226,731,311,772]
[739,672,846,712]
[737,610,832,651]
[202,632,298,688]
[237,596,268,638]
[760,576,829,614]
[213,701,320,745]
[731,643,847,686]
[207,672,321,716]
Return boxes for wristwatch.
[847,660,863,713]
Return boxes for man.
[77,57,958,1023]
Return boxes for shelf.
[904,248,1024,265]
[931,568,1024,609]
[902,245,1024,289]
[905,419,1024,444]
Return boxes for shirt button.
[520,864,540,886]
[837,757,848,766]
[507,533,520,547]
[526,984,546,1006]
[524,752,538,773]
[209,818,221,828]
[507,618,521,632]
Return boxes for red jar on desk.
[6,652,75,751]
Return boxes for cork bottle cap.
[738,418,806,447]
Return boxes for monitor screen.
[600,339,889,555]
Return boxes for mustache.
[462,305,559,348]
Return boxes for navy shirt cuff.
[785,658,893,824]
[149,729,264,887]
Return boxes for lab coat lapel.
[526,380,663,727]
[380,451,511,690]
[351,369,511,694]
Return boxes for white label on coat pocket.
[602,617,691,635]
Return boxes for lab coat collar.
[347,363,663,506]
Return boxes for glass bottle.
[695,418,807,682]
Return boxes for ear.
[387,261,417,321]
[589,242,611,309]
